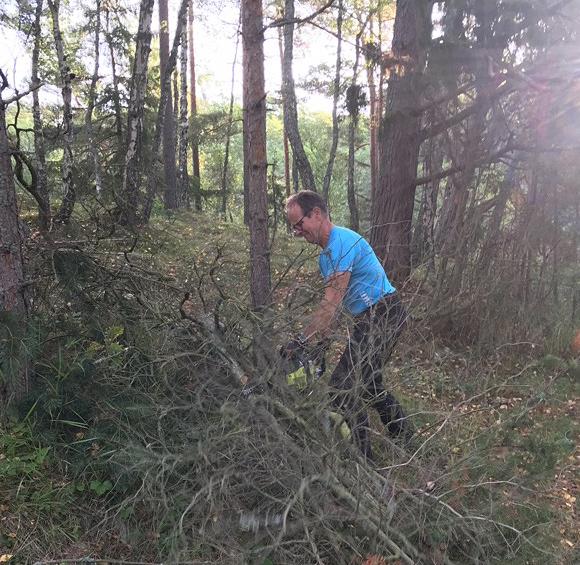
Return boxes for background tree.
[47,0,76,224]
[188,0,202,211]
[159,0,179,210]
[280,0,317,191]
[370,0,430,282]
[243,0,271,309]
[85,0,103,197]
[143,0,189,221]
[121,0,155,226]
[30,0,50,231]
[321,0,343,206]
[177,26,189,207]
[0,72,29,408]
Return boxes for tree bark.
[222,20,241,218]
[242,0,271,309]
[0,74,29,407]
[177,28,189,207]
[86,0,103,197]
[121,0,155,226]
[142,0,189,222]
[281,0,316,191]
[370,0,430,283]
[277,25,291,202]
[413,135,441,272]
[159,0,179,210]
[365,18,378,206]
[188,0,202,211]
[104,10,124,149]
[48,0,76,225]
[346,26,364,233]
[322,0,343,206]
[31,0,51,232]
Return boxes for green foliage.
[89,479,113,496]
[0,423,49,478]
[540,353,564,370]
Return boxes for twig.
[2,82,45,105]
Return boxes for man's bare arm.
[303,271,351,341]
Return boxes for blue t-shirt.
[319,226,396,315]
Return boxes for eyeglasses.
[291,212,309,233]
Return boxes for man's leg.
[361,296,412,438]
[329,338,373,460]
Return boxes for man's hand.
[281,334,308,359]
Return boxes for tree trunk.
[421,136,442,272]
[31,0,51,232]
[173,70,179,123]
[277,25,291,202]
[86,0,103,197]
[222,20,241,218]
[177,28,190,207]
[159,0,179,210]
[121,0,155,226]
[243,50,250,226]
[48,0,76,225]
[188,0,202,211]
[365,18,378,206]
[370,0,430,283]
[478,162,517,277]
[322,0,343,206]
[104,10,124,149]
[281,0,316,191]
[0,76,29,407]
[242,0,271,309]
[142,0,188,223]
[292,152,299,193]
[346,30,363,233]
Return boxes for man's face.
[287,204,321,245]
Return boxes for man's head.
[285,190,332,247]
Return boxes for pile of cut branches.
[97,298,518,564]
[18,244,543,564]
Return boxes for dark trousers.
[329,293,409,459]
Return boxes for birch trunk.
[243,0,271,309]
[121,0,155,226]
[31,0,51,231]
[48,0,76,225]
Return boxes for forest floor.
[1,211,578,564]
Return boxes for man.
[285,190,411,460]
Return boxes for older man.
[285,190,411,459]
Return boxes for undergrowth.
[0,212,577,564]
